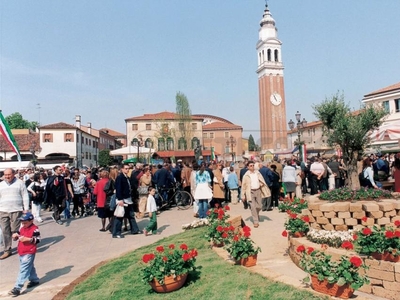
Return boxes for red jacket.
[94,178,108,208]
[17,224,40,255]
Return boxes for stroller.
[82,190,97,216]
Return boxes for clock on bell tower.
[256,4,288,151]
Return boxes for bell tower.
[256,4,288,151]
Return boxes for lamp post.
[29,141,38,168]
[226,135,236,162]
[132,134,143,162]
[288,111,307,160]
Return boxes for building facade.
[257,4,288,151]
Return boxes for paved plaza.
[0,202,387,300]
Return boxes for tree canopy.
[175,91,192,150]
[98,149,114,167]
[313,92,388,189]
[248,134,256,151]
[5,112,38,130]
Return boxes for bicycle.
[156,183,193,210]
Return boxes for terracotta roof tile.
[39,122,77,130]
[0,133,40,152]
[125,111,204,122]
[203,121,242,130]
[192,114,233,124]
[99,128,126,137]
[364,82,400,97]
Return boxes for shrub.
[319,187,392,202]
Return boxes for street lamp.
[288,111,307,160]
[29,141,40,168]
[226,135,236,162]
[132,134,143,162]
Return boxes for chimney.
[75,115,81,128]
[87,122,92,135]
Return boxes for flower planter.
[371,252,400,262]
[149,273,188,293]
[212,241,224,247]
[236,254,257,267]
[310,275,354,299]
[292,232,306,238]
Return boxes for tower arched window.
[166,137,174,150]
[191,137,200,150]
[131,138,139,146]
[145,138,153,148]
[178,137,187,150]
[158,138,165,151]
[259,52,261,64]
[274,49,279,62]
[267,49,271,61]
[262,50,264,62]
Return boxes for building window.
[178,137,187,150]
[191,137,200,150]
[85,152,88,159]
[225,146,230,153]
[166,137,174,150]
[43,133,53,143]
[395,99,400,112]
[132,124,138,130]
[131,138,139,147]
[224,132,229,138]
[89,140,91,146]
[203,132,208,138]
[158,138,165,151]
[85,138,88,145]
[267,49,271,61]
[89,153,92,159]
[382,101,390,112]
[81,136,84,144]
[274,49,279,62]
[93,155,97,162]
[192,123,197,130]
[145,138,153,148]
[146,123,151,130]
[64,133,73,142]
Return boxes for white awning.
[109,145,155,156]
[0,161,34,172]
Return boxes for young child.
[9,212,41,297]
[143,187,158,236]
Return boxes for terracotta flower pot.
[292,232,306,238]
[310,275,354,299]
[149,273,188,293]
[236,254,257,267]
[371,252,400,262]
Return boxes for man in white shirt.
[0,168,30,259]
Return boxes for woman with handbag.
[137,167,152,218]
[94,170,113,232]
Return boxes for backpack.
[358,168,370,187]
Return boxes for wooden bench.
[380,180,395,190]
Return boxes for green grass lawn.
[66,227,327,300]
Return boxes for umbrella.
[109,145,155,156]
[123,157,137,164]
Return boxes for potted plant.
[141,243,198,293]
[282,213,310,238]
[297,245,369,299]
[206,205,233,247]
[225,226,261,267]
[278,197,308,213]
[353,221,400,262]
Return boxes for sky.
[1,1,399,145]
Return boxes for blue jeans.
[15,254,39,290]
[198,199,208,219]
[63,198,71,219]
[112,205,139,236]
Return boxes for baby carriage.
[82,190,97,216]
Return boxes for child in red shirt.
[9,212,41,297]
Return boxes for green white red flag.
[0,111,21,162]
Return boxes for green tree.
[313,92,387,189]
[248,134,256,151]
[98,149,113,167]
[175,92,192,150]
[6,112,38,130]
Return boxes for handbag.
[103,180,114,197]
[137,186,149,195]
[114,204,125,217]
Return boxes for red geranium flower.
[282,230,288,237]
[180,243,188,250]
[395,220,400,227]
[353,234,358,240]
[216,225,223,232]
[242,226,251,233]
[169,244,175,249]
[222,232,228,238]
[243,231,251,237]
[190,249,198,257]
[218,215,223,220]
[307,247,314,255]
[224,205,230,211]
[156,246,164,252]
[385,231,395,239]
[301,216,310,223]
[341,241,354,250]
[229,225,235,231]
[350,256,363,268]
[182,253,191,261]
[395,230,400,238]
[142,254,152,263]
[206,211,211,215]
[289,213,298,219]
[361,216,368,222]
[296,245,306,253]
[233,235,239,242]
[163,256,168,262]
[362,228,372,235]
[215,203,219,208]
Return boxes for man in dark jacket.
[258,162,273,211]
[113,164,141,238]
[43,166,67,225]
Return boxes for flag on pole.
[0,111,21,162]
[211,146,215,161]
[299,144,307,162]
